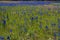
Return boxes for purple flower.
[3,20,6,26]
[0,36,4,40]
[45,26,48,29]
[10,29,12,32]
[31,17,34,20]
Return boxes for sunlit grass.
[0,5,60,40]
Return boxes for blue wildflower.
[3,20,6,25]
[0,36,4,40]
[31,17,34,20]
[45,26,48,29]
[10,29,12,32]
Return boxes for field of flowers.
[0,5,60,40]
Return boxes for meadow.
[0,5,60,40]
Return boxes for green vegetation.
[0,5,60,40]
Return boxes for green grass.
[0,5,60,40]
